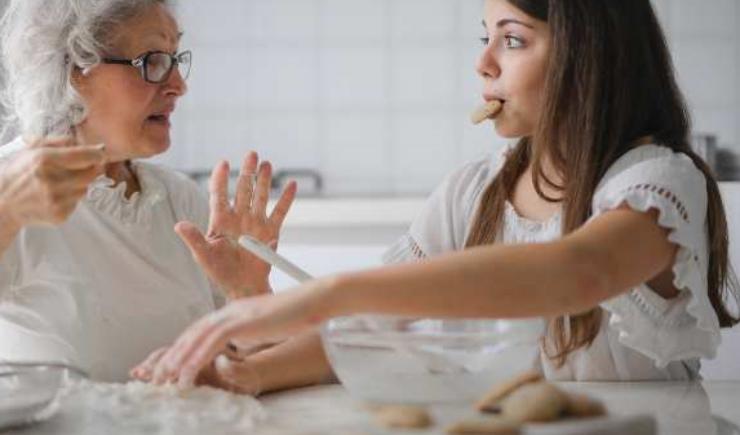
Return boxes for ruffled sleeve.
[592,145,721,367]
[383,153,505,265]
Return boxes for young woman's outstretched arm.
[150,205,676,388]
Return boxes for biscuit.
[370,404,433,429]
[446,416,521,434]
[476,370,544,413]
[471,100,503,124]
[500,382,568,423]
[563,392,607,418]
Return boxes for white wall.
[160,0,505,196]
[158,0,740,195]
[652,0,740,179]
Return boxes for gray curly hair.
[0,0,171,139]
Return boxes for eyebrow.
[481,18,535,29]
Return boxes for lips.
[146,108,174,127]
[482,93,506,104]
[147,114,169,122]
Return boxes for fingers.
[25,135,74,149]
[233,152,258,213]
[268,180,297,228]
[211,355,262,395]
[45,144,106,170]
[57,163,104,189]
[207,161,231,236]
[151,311,231,387]
[177,320,239,389]
[252,161,272,217]
[130,347,169,381]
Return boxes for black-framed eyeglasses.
[101,50,192,84]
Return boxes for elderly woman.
[0,0,295,382]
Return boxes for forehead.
[483,0,549,38]
[110,4,182,54]
[484,0,530,20]
[483,0,546,28]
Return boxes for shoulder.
[435,144,514,205]
[597,144,706,193]
[440,157,497,198]
[424,154,503,224]
[591,144,710,247]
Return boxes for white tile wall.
[157,0,740,195]
[653,0,740,155]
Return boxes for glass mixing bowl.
[0,362,85,430]
[321,315,544,404]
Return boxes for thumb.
[175,221,209,260]
[213,355,261,395]
[24,135,75,149]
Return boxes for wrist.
[316,274,355,321]
[227,279,272,299]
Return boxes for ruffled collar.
[85,161,167,227]
[504,200,562,234]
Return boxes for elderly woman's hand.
[0,136,105,229]
[175,151,297,299]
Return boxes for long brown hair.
[465,0,739,366]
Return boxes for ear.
[69,63,95,94]
[70,65,83,86]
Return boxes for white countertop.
[8,381,739,434]
[252,382,740,435]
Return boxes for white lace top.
[0,137,222,382]
[384,144,725,381]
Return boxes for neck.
[105,161,141,199]
[73,128,141,198]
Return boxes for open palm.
[176,152,297,299]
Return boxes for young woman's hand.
[175,151,297,299]
[0,136,105,229]
[131,346,262,395]
[149,278,338,389]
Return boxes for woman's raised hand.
[175,151,297,299]
[0,136,105,229]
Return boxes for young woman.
[135,0,739,391]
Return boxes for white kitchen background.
[157,0,740,190]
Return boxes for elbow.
[561,241,615,313]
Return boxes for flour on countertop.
[60,379,266,435]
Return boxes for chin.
[494,118,533,139]
[494,123,523,139]
[140,137,171,158]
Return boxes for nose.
[476,41,501,80]
[163,67,187,97]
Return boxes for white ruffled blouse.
[0,137,221,382]
[383,144,724,381]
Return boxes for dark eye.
[504,35,525,49]
[479,36,491,46]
